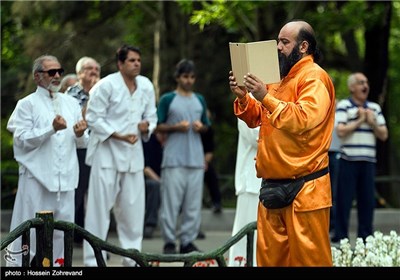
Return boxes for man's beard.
[279,43,302,78]
[47,81,61,93]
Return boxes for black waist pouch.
[259,167,329,209]
[259,178,305,209]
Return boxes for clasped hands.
[358,107,377,128]
[175,120,204,133]
[111,120,150,145]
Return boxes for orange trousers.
[256,203,333,266]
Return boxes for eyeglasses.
[38,68,65,77]
[356,80,368,85]
[83,66,100,71]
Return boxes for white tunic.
[7,86,87,192]
[229,118,261,267]
[234,119,262,195]
[85,72,158,171]
[6,86,87,266]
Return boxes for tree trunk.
[363,1,393,204]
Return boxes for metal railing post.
[33,211,54,267]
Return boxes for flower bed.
[331,230,400,266]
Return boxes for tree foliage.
[1,0,399,207]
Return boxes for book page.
[229,43,247,86]
[247,40,280,85]
[229,40,280,86]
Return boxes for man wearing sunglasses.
[6,55,88,267]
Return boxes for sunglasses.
[38,68,65,77]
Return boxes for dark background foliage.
[1,1,399,208]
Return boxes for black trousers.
[145,178,161,227]
[204,163,222,207]
[74,148,90,242]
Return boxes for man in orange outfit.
[229,20,335,266]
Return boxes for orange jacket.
[234,55,335,181]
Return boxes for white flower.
[331,231,399,267]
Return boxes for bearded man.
[229,20,335,266]
[7,55,88,266]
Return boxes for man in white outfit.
[228,118,261,267]
[6,55,88,267]
[83,45,157,266]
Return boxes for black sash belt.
[263,167,329,184]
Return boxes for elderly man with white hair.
[65,56,101,245]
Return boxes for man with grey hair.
[60,73,78,93]
[332,72,388,243]
[66,56,101,116]
[65,56,101,246]
[6,55,88,266]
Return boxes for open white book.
[229,40,280,86]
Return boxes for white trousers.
[6,169,74,267]
[228,192,259,267]
[83,161,145,267]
